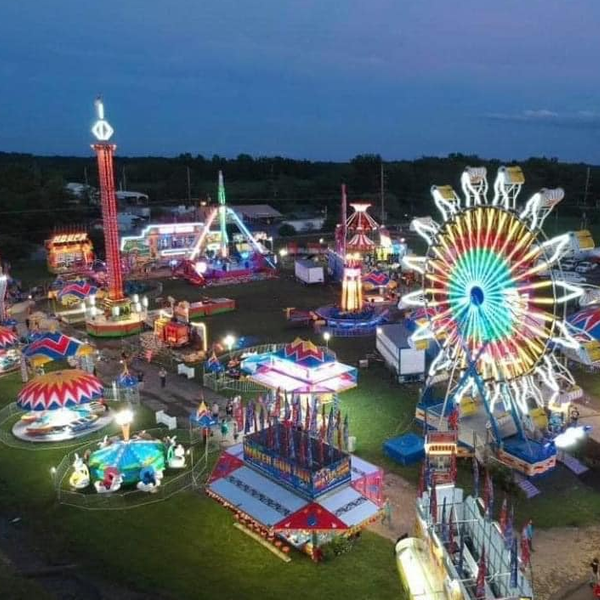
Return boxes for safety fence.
[54,428,218,510]
[203,343,337,393]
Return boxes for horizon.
[2,1,600,162]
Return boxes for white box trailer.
[376,323,425,382]
[294,259,324,284]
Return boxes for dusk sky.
[2,1,600,162]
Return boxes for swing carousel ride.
[402,166,586,476]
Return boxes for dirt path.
[365,471,600,600]
[368,472,418,541]
[531,526,600,600]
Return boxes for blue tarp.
[383,433,425,465]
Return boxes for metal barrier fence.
[54,428,217,510]
[315,324,376,337]
[203,343,337,393]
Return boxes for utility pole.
[83,166,89,187]
[380,161,385,224]
[186,166,192,203]
[122,166,127,191]
[582,166,590,206]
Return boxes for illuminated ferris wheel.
[403,166,583,439]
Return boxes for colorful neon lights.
[403,166,583,418]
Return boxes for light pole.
[115,408,134,441]
[323,331,331,350]
[223,335,236,354]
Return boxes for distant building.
[281,217,325,233]
[116,190,149,204]
[232,204,283,224]
[65,182,95,202]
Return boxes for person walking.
[159,367,167,389]
[212,402,220,420]
[137,370,145,391]
[381,497,392,528]
[525,519,534,552]
[225,399,234,420]
[590,557,600,587]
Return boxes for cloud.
[485,109,600,129]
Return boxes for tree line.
[0,150,597,261]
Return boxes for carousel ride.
[69,410,187,494]
[402,166,586,476]
[13,370,112,442]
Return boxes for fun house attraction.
[396,428,534,599]
[402,166,586,476]
[84,98,145,338]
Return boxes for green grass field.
[2,262,600,598]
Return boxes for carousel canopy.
[568,307,600,339]
[23,332,93,366]
[241,338,357,394]
[0,326,18,350]
[17,369,103,411]
[89,439,165,485]
[347,232,376,252]
[57,281,98,303]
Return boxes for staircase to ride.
[514,472,541,499]
[558,452,589,475]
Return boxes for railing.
[202,343,338,393]
[54,428,217,510]
[315,324,376,337]
[203,372,265,393]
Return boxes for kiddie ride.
[403,166,589,477]
[68,414,188,495]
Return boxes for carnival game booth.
[0,326,19,374]
[395,430,535,600]
[207,435,383,560]
[13,370,111,442]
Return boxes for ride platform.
[415,400,557,477]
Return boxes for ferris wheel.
[402,166,583,449]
